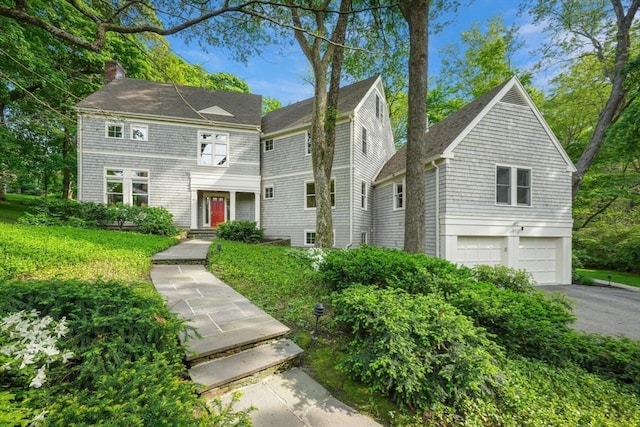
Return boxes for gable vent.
[500,86,527,106]
[198,105,234,116]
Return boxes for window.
[264,139,273,152]
[361,181,368,210]
[264,185,274,199]
[362,127,368,155]
[105,169,148,206]
[305,179,335,209]
[130,124,148,141]
[106,123,123,139]
[375,94,381,119]
[394,181,404,210]
[361,231,368,245]
[199,131,228,166]
[306,131,312,155]
[305,231,316,246]
[496,166,531,206]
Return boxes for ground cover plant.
[576,268,640,287]
[209,241,640,425]
[0,193,35,223]
[0,223,251,426]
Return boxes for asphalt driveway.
[539,284,640,340]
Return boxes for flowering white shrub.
[306,247,326,271]
[0,309,73,389]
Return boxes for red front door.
[210,197,225,227]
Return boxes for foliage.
[286,247,328,271]
[470,264,535,293]
[576,268,640,287]
[574,224,640,272]
[215,220,264,243]
[0,279,252,426]
[132,206,178,236]
[333,285,502,412]
[0,222,176,282]
[319,245,468,295]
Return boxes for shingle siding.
[372,182,405,249]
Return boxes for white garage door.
[519,238,559,285]
[456,237,504,267]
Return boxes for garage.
[456,236,505,267]
[519,237,560,285]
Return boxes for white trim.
[104,167,150,206]
[264,139,274,152]
[304,178,336,210]
[303,230,317,246]
[495,164,532,207]
[393,179,405,210]
[261,117,352,140]
[360,181,368,210]
[361,126,368,155]
[198,130,229,167]
[262,164,351,182]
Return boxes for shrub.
[574,224,640,272]
[133,206,177,236]
[471,264,535,293]
[332,285,502,412]
[216,220,264,243]
[319,245,469,295]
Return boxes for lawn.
[577,268,640,287]
[0,193,35,222]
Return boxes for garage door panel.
[519,238,559,285]
[457,237,504,267]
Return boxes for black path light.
[216,242,222,253]
[312,302,325,345]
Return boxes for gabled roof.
[261,76,380,136]
[375,76,576,183]
[75,78,262,127]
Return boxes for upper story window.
[131,124,148,141]
[305,179,335,209]
[264,139,274,152]
[306,131,312,156]
[496,166,531,206]
[198,131,228,167]
[375,94,381,119]
[393,180,404,210]
[105,168,148,206]
[361,181,368,210]
[106,123,123,139]
[362,127,368,155]
[264,185,274,199]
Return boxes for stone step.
[189,339,303,394]
[183,318,291,363]
[188,229,217,241]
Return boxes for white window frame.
[264,185,274,200]
[360,181,368,210]
[361,231,368,245]
[104,168,149,206]
[305,131,312,156]
[375,94,381,119]
[495,165,532,207]
[304,179,336,210]
[264,139,274,152]
[393,180,405,210]
[198,131,229,167]
[130,124,148,141]
[304,230,336,246]
[105,122,124,139]
[361,126,368,155]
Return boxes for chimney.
[105,60,125,84]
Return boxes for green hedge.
[215,220,264,243]
[574,224,640,272]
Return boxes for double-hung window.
[496,166,531,206]
[199,131,228,166]
[305,131,312,155]
[106,123,123,139]
[362,127,368,155]
[361,181,368,210]
[105,169,149,206]
[393,181,404,210]
[305,179,335,209]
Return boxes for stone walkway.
[150,239,381,427]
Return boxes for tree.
[527,0,640,199]
[398,0,429,253]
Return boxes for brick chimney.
[105,60,125,84]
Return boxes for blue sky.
[168,1,549,105]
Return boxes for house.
[372,77,576,285]
[76,62,574,284]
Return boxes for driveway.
[538,284,640,340]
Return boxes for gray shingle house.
[76,64,574,284]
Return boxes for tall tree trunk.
[399,0,429,254]
[572,0,640,199]
[61,127,74,199]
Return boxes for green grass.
[0,193,36,223]
[577,268,640,287]
[0,222,177,282]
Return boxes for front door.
[210,197,225,227]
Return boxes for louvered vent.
[500,86,527,106]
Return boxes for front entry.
[210,197,225,227]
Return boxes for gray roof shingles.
[375,78,512,182]
[261,76,379,135]
[76,78,262,126]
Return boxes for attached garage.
[519,237,560,285]
[456,237,505,267]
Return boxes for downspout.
[347,114,354,248]
[431,160,440,258]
